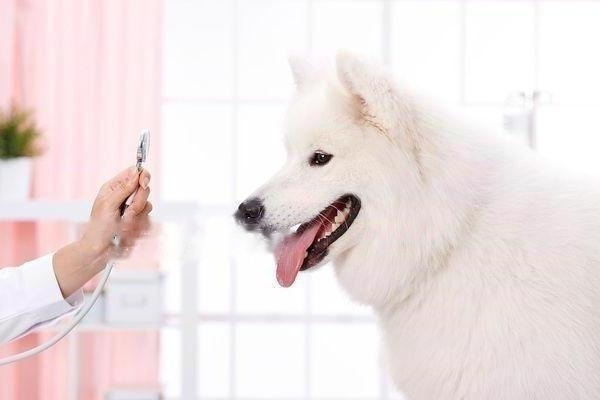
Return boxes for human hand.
[53,167,152,297]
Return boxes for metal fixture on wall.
[503,91,551,149]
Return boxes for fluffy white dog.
[235,52,600,399]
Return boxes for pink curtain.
[0,0,162,399]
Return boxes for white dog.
[235,52,600,399]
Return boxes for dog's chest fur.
[333,162,600,399]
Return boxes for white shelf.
[40,323,168,333]
[0,200,231,222]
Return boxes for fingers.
[139,169,151,190]
[117,203,154,259]
[87,167,152,261]
[124,186,151,220]
[142,201,153,215]
[98,167,140,210]
[96,167,152,214]
[120,201,153,235]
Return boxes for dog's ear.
[289,56,316,88]
[336,51,400,133]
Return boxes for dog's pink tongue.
[275,223,321,287]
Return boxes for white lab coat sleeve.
[0,253,84,343]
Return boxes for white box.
[105,270,163,325]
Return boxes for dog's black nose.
[235,198,265,225]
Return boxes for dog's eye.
[309,151,333,166]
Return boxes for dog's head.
[235,53,427,292]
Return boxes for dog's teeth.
[304,251,308,258]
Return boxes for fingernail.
[140,176,150,189]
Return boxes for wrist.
[53,240,108,298]
[76,236,106,266]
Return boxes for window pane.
[310,323,381,398]
[236,251,307,315]
[236,323,305,399]
[160,224,184,314]
[313,1,383,58]
[461,105,505,134]
[198,323,231,398]
[464,1,535,104]
[536,106,600,175]
[161,103,233,203]
[391,1,462,103]
[238,0,308,100]
[538,1,600,104]
[235,104,287,200]
[198,216,233,314]
[160,328,181,398]
[163,0,233,99]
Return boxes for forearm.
[52,241,108,298]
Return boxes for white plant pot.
[0,157,32,201]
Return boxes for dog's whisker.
[317,212,335,226]
[329,204,351,230]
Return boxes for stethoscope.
[0,130,151,366]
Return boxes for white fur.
[248,53,600,399]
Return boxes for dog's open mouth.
[275,194,361,287]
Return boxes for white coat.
[0,254,82,343]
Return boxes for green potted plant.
[0,105,42,200]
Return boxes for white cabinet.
[105,270,163,325]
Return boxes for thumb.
[99,167,140,210]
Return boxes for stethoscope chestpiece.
[137,129,151,171]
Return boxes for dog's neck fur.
[331,102,534,398]
[333,98,511,312]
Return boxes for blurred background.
[1,0,600,399]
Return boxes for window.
[160,1,600,399]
